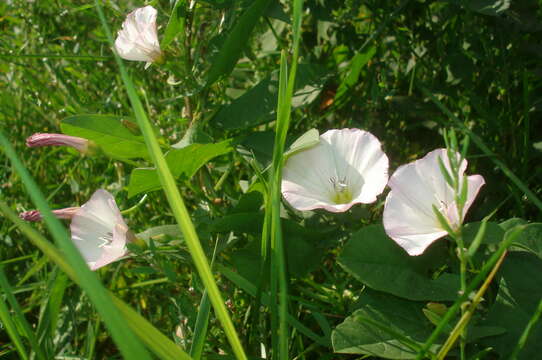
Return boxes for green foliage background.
[1,0,541,358]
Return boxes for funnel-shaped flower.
[115,6,162,67]
[70,189,131,270]
[281,128,389,213]
[383,149,485,256]
[27,133,90,153]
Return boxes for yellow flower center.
[330,177,353,204]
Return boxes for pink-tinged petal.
[114,6,162,64]
[70,189,129,270]
[462,174,485,220]
[383,148,485,256]
[383,190,448,256]
[26,133,89,153]
[282,128,389,213]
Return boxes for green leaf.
[128,140,232,197]
[463,221,504,245]
[283,128,320,159]
[228,219,335,282]
[338,225,460,301]
[61,114,148,159]
[499,217,528,231]
[206,0,272,85]
[332,290,441,359]
[481,252,542,359]
[509,223,542,259]
[214,78,278,129]
[161,0,187,48]
[213,64,326,130]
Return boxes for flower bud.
[26,133,91,154]
[20,207,80,221]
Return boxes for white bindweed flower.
[115,5,162,68]
[70,189,133,270]
[281,128,389,213]
[383,149,485,256]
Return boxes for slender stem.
[436,251,507,359]
[453,230,467,360]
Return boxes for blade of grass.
[0,267,47,360]
[190,238,220,360]
[93,2,246,358]
[0,202,192,360]
[0,131,152,360]
[267,2,303,358]
[189,290,211,359]
[0,287,30,360]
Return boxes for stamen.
[98,232,114,247]
[329,176,353,204]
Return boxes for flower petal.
[282,128,389,213]
[383,148,485,256]
[114,6,162,63]
[70,189,128,270]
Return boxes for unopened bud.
[26,133,91,154]
[20,207,80,221]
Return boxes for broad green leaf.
[509,223,542,259]
[61,114,148,159]
[499,217,528,231]
[161,0,187,48]
[211,212,264,235]
[338,225,460,301]
[227,219,336,281]
[481,252,542,359]
[332,290,441,359]
[128,140,232,197]
[213,64,326,130]
[206,0,272,85]
[463,221,504,245]
[283,128,320,159]
[214,79,278,129]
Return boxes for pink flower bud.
[20,207,81,222]
[26,133,89,154]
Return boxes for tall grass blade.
[93,2,246,358]
[0,288,30,360]
[267,1,304,358]
[0,266,46,360]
